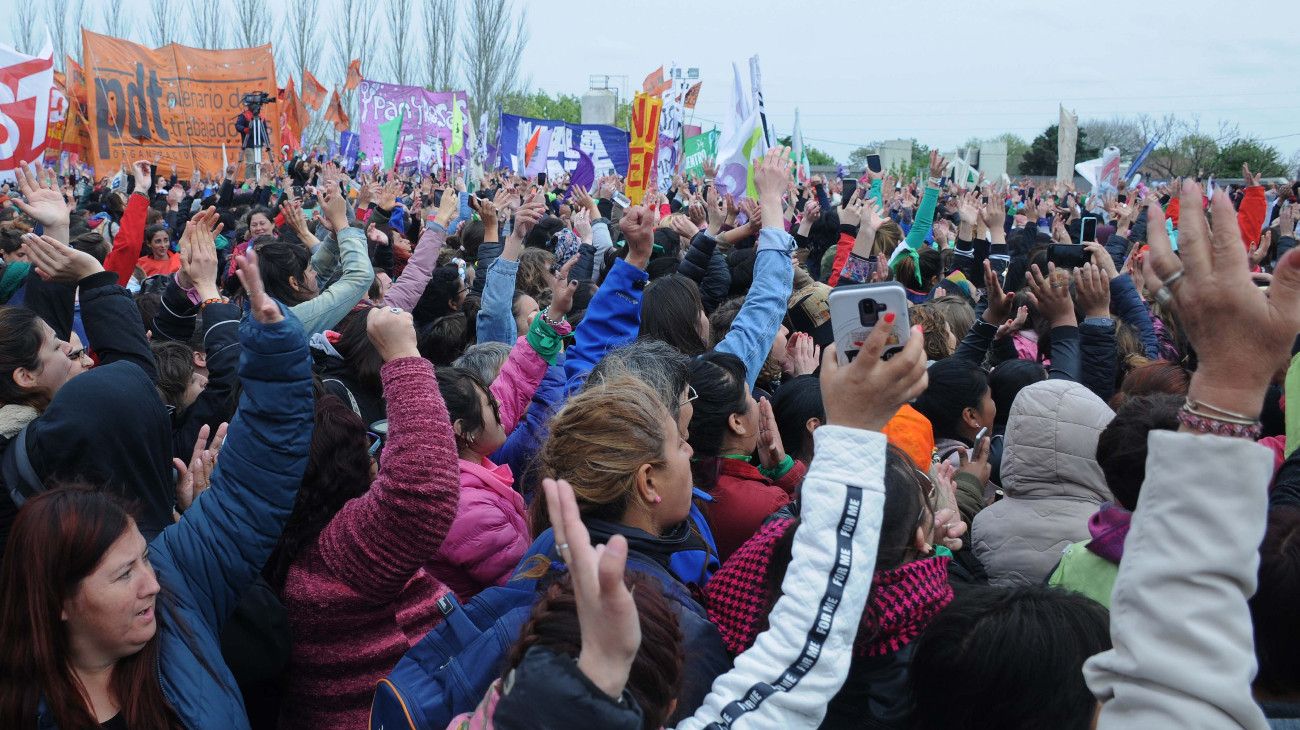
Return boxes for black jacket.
[677,231,732,314]
[493,647,643,730]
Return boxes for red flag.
[324,87,351,133]
[683,82,702,109]
[344,58,363,92]
[301,69,327,110]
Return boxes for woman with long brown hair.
[0,249,314,730]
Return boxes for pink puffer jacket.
[426,335,546,601]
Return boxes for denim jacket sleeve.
[477,257,522,345]
[715,227,794,389]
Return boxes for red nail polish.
[884,312,896,324]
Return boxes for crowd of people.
[0,137,1297,730]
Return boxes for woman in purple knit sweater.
[264,305,461,730]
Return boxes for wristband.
[1178,404,1261,440]
[200,296,228,309]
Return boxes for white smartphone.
[828,282,911,365]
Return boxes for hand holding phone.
[829,282,912,364]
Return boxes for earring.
[651,495,662,504]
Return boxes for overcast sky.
[519,0,1300,161]
[6,0,1297,163]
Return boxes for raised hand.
[618,206,655,270]
[366,304,420,361]
[233,248,283,324]
[320,179,350,232]
[1027,262,1075,328]
[820,316,928,432]
[21,233,104,283]
[1073,262,1111,319]
[132,159,152,193]
[546,256,581,318]
[542,477,639,700]
[174,422,228,516]
[981,259,1015,325]
[13,162,70,231]
[783,331,821,377]
[666,212,698,241]
[753,146,793,228]
[571,209,593,243]
[1242,163,1262,188]
[927,150,948,183]
[755,396,788,469]
[435,185,459,227]
[180,207,223,299]
[1144,180,1300,420]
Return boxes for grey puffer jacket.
[971,380,1115,587]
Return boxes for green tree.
[1212,138,1286,178]
[1018,124,1100,175]
[500,90,583,124]
[847,146,873,168]
[778,135,837,166]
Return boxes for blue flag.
[1124,137,1160,183]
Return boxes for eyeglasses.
[66,347,88,362]
[681,384,699,407]
[366,431,383,457]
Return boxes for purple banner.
[356,81,468,171]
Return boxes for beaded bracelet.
[200,296,228,309]
[1177,406,1261,440]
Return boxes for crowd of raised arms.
[0,141,1298,730]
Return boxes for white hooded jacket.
[971,379,1115,587]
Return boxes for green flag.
[681,130,720,178]
[450,100,464,156]
[380,111,405,170]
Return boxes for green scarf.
[0,262,31,304]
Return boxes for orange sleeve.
[1165,195,1181,231]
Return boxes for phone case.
[828,283,911,365]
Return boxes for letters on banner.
[627,92,662,205]
[82,29,280,177]
[0,42,56,182]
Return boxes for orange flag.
[279,78,306,152]
[683,81,702,109]
[344,58,363,92]
[301,69,327,110]
[324,87,351,133]
[641,66,663,93]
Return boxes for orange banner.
[302,69,327,110]
[626,92,662,205]
[82,29,279,178]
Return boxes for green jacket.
[1048,539,1118,608]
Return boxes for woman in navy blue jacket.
[0,248,314,730]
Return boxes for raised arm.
[1087,180,1300,729]
[150,250,314,629]
[103,161,153,285]
[715,148,796,389]
[385,189,457,311]
[290,182,375,335]
[316,308,461,600]
[476,195,537,345]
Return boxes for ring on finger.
[1153,286,1174,306]
[1161,269,1185,290]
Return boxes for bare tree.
[44,0,87,69]
[333,0,375,116]
[384,0,420,85]
[148,0,186,46]
[282,0,322,81]
[423,0,458,91]
[12,4,42,55]
[232,0,271,48]
[100,0,131,40]
[190,0,227,49]
[461,0,529,124]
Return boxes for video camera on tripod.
[241,91,275,116]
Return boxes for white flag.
[714,62,766,199]
[792,108,810,183]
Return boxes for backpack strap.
[3,425,43,507]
